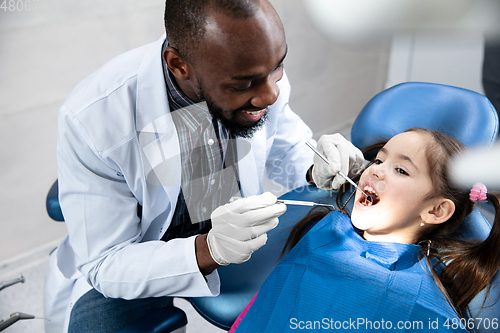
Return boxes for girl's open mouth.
[359,185,380,206]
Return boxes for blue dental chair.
[46,82,499,332]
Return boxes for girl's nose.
[371,162,385,179]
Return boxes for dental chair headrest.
[351,82,499,152]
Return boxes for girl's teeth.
[361,185,377,206]
[363,185,375,194]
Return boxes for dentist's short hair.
[164,0,258,61]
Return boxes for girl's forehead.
[384,131,429,153]
[381,132,432,169]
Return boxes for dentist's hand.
[312,133,364,190]
[207,192,286,266]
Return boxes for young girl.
[231,128,500,332]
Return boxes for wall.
[273,0,390,137]
[0,0,167,268]
[386,32,485,93]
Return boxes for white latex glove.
[311,133,365,190]
[207,192,286,266]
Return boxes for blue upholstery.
[116,306,187,333]
[350,82,500,332]
[46,180,64,222]
[351,82,499,152]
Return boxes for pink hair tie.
[469,183,488,203]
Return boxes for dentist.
[44,0,364,332]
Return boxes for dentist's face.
[351,132,436,244]
[177,3,287,138]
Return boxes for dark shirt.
[161,42,240,242]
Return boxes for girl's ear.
[423,199,455,225]
[163,46,190,81]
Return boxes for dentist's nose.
[250,77,280,109]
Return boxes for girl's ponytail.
[438,192,500,315]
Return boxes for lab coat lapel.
[135,34,170,131]
[135,34,181,236]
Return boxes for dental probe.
[230,196,333,208]
[305,141,372,203]
[276,199,335,208]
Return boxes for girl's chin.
[351,208,381,232]
[350,212,366,230]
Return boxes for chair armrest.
[116,306,187,333]
[46,180,64,221]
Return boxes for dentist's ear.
[423,198,456,225]
[163,46,190,80]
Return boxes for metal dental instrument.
[231,196,333,209]
[305,141,372,203]
[276,199,335,208]
[0,275,24,292]
[0,312,36,331]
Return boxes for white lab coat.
[44,34,314,332]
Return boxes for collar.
[162,40,197,111]
[135,34,171,132]
[161,40,216,133]
[332,212,422,270]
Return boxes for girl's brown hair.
[284,128,500,317]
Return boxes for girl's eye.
[374,158,383,165]
[396,168,409,176]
